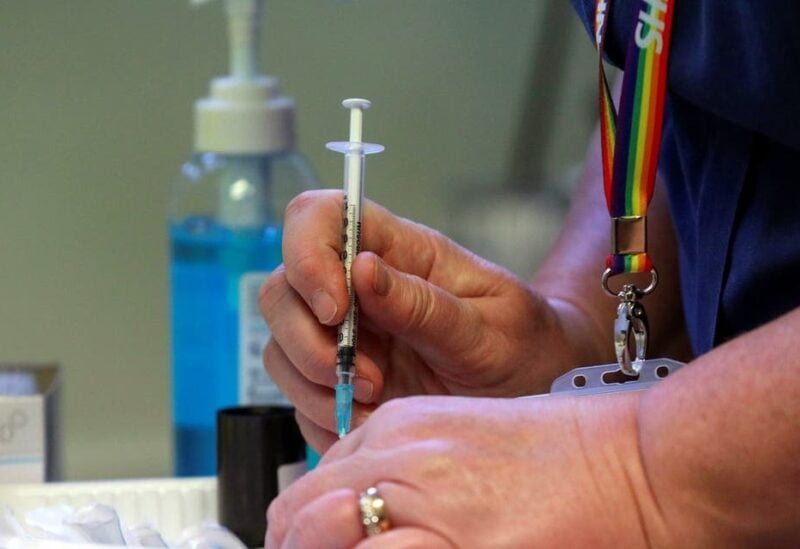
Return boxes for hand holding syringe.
[261,102,574,451]
[326,99,384,437]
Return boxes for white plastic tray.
[0,477,217,547]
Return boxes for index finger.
[282,190,410,326]
[281,190,347,325]
[281,190,503,327]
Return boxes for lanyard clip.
[614,284,648,376]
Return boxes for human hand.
[265,393,669,548]
[260,190,601,451]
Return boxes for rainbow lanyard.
[595,0,675,276]
[595,0,676,374]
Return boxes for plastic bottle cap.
[195,76,296,154]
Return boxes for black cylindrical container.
[217,406,305,547]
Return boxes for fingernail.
[373,256,391,297]
[311,290,337,324]
[354,377,374,402]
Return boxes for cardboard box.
[0,364,60,482]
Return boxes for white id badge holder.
[550,358,685,396]
[548,275,688,396]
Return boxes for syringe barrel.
[336,346,356,385]
[344,149,366,205]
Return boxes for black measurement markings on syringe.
[338,194,361,349]
[340,199,360,261]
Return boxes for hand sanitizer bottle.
[170,0,318,476]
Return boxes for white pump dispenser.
[169,0,317,477]
[193,0,295,154]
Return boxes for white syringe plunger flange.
[326,97,384,156]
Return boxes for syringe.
[326,98,384,438]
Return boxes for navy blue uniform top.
[570,1,800,355]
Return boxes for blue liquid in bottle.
[170,216,282,476]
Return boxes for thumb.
[352,252,484,366]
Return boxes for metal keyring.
[615,299,649,376]
[601,267,658,298]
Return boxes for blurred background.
[0,0,597,479]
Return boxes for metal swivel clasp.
[614,285,649,376]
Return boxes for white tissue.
[1,503,246,548]
[64,504,126,545]
[173,524,247,549]
[127,524,169,547]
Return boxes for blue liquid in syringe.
[170,215,282,476]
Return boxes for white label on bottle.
[239,272,291,406]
